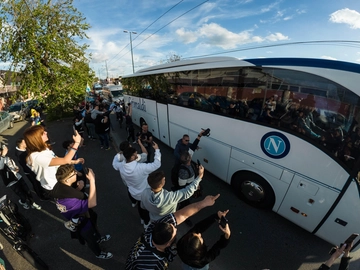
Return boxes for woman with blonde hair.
[23,125,84,199]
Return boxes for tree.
[166,53,181,63]
[0,0,93,119]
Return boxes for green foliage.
[0,0,94,119]
[166,53,181,63]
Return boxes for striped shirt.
[125,214,177,270]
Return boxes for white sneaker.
[18,200,30,210]
[96,251,113,259]
[31,202,41,210]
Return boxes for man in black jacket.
[94,105,110,150]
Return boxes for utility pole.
[105,60,109,80]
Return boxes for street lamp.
[123,30,137,73]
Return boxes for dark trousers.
[9,178,34,204]
[146,145,154,163]
[128,190,137,204]
[24,172,47,200]
[80,223,101,256]
[127,126,135,142]
[98,133,109,148]
[128,192,150,224]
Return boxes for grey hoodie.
[141,176,201,221]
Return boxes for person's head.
[23,125,48,154]
[55,164,77,186]
[62,140,74,150]
[141,123,148,133]
[177,232,207,264]
[119,141,131,152]
[147,171,165,190]
[181,134,190,145]
[16,138,26,150]
[180,151,192,165]
[152,223,177,249]
[123,147,137,162]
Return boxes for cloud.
[329,8,360,29]
[266,32,288,41]
[321,56,337,60]
[175,23,289,50]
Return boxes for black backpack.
[0,163,18,187]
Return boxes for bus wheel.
[231,171,275,209]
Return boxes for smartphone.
[197,159,201,166]
[329,233,359,255]
[83,166,89,175]
[344,233,359,245]
[219,216,228,228]
[329,247,337,255]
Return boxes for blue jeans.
[86,122,95,138]
[182,263,209,270]
[98,133,109,148]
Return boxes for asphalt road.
[0,114,359,270]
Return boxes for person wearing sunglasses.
[174,128,209,165]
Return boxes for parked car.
[7,102,27,122]
[207,95,235,113]
[24,99,43,117]
[177,92,213,110]
[0,111,14,133]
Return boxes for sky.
[72,0,360,78]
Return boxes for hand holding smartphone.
[329,233,358,255]
[219,216,228,228]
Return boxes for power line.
[107,0,185,65]
[132,0,209,51]
[109,0,209,65]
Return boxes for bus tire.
[231,171,275,209]
[17,244,49,270]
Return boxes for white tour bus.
[122,57,360,248]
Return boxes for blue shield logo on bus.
[260,132,290,159]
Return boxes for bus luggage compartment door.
[314,179,360,247]
[277,175,338,232]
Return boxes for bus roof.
[123,57,360,78]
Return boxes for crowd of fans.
[0,92,357,269]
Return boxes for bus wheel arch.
[139,117,147,127]
[231,170,275,209]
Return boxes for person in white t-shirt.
[23,125,85,199]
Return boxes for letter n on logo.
[261,132,290,159]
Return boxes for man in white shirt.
[117,141,161,227]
